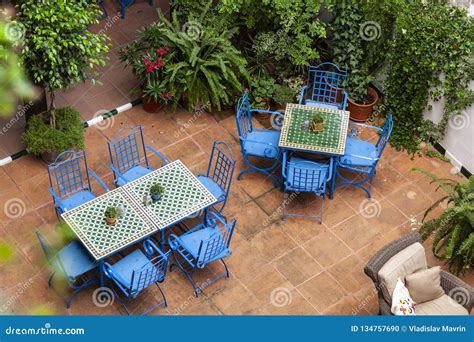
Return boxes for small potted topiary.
[149,183,165,202]
[104,206,120,225]
[310,113,325,133]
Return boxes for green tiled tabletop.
[62,160,217,260]
[122,160,217,230]
[62,188,155,260]
[279,103,350,155]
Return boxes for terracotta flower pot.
[106,217,117,225]
[348,87,379,123]
[142,96,161,113]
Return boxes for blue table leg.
[329,156,337,199]
[161,229,165,251]
[99,260,105,288]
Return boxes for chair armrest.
[440,270,473,312]
[298,86,308,105]
[143,239,168,259]
[110,164,130,184]
[49,187,66,210]
[168,234,196,267]
[327,158,334,182]
[87,170,110,192]
[364,232,422,283]
[349,121,383,132]
[342,90,348,110]
[145,145,170,164]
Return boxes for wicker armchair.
[364,232,473,315]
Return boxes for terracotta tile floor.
[0,1,472,316]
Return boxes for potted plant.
[250,77,276,120]
[22,107,85,163]
[414,169,473,276]
[149,183,165,202]
[346,76,379,122]
[104,206,120,226]
[16,0,109,161]
[272,84,295,110]
[142,79,173,113]
[310,113,325,133]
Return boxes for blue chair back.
[48,150,91,200]
[129,252,169,296]
[108,126,148,177]
[306,62,347,108]
[206,141,235,198]
[375,114,394,158]
[36,230,70,278]
[196,214,236,268]
[283,152,332,195]
[235,91,253,141]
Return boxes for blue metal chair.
[330,114,394,198]
[48,150,110,217]
[299,62,348,110]
[235,91,284,187]
[168,211,236,297]
[36,230,98,309]
[197,141,236,215]
[282,151,333,223]
[103,239,170,315]
[119,0,153,19]
[107,126,169,187]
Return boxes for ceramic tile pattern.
[0,1,471,316]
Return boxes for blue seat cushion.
[109,249,162,295]
[60,191,96,212]
[57,240,96,279]
[340,137,378,167]
[116,165,152,186]
[305,100,341,110]
[243,130,280,159]
[197,175,225,200]
[179,227,229,261]
[286,157,329,192]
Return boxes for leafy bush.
[250,77,276,107]
[154,10,249,110]
[273,84,295,106]
[23,107,84,155]
[384,1,474,153]
[16,0,109,126]
[415,169,474,275]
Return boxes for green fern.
[415,168,474,275]
[155,9,249,111]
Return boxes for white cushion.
[378,243,427,302]
[391,278,416,315]
[416,295,469,315]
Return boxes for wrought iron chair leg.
[155,283,168,308]
[220,259,230,278]
[319,194,325,224]
[237,168,255,180]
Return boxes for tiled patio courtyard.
[0,2,471,316]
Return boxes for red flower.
[157,47,168,56]
[163,92,172,98]
[155,57,164,69]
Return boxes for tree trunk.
[49,91,56,128]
